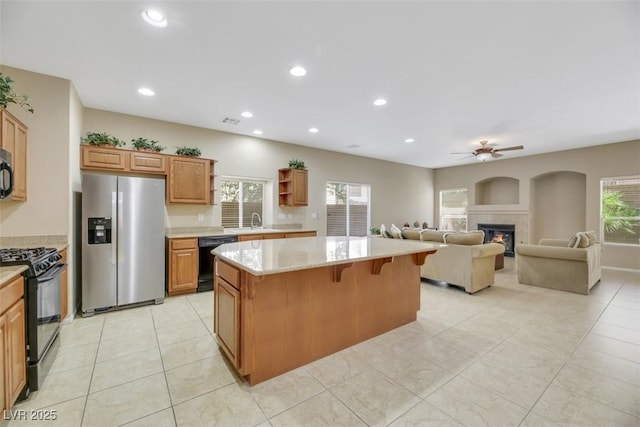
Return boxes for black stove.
[0,246,65,395]
[0,247,62,277]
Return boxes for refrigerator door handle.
[111,191,117,264]
[118,191,124,263]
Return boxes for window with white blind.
[601,176,640,245]
[221,179,264,228]
[326,182,370,237]
[440,188,468,231]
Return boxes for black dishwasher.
[198,235,238,292]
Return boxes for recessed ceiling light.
[241,111,253,118]
[404,138,415,144]
[308,127,319,133]
[142,10,167,27]
[137,87,155,96]
[252,130,263,135]
[373,98,387,106]
[289,66,307,77]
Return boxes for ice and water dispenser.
[87,217,112,244]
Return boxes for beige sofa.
[393,228,505,294]
[516,236,601,295]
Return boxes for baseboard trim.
[602,266,640,273]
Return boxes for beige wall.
[0,65,71,237]
[434,140,640,270]
[83,109,435,234]
[68,82,83,316]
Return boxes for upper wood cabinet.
[167,157,213,204]
[80,145,215,205]
[279,168,308,206]
[129,151,166,174]
[1,108,28,201]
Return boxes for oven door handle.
[36,263,67,283]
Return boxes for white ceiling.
[1,1,638,168]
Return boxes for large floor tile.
[409,337,479,374]
[270,391,365,426]
[590,321,640,345]
[569,346,640,386]
[305,349,369,388]
[160,334,220,370]
[554,363,640,417]
[531,383,639,426]
[90,347,164,393]
[48,341,99,374]
[121,408,176,427]
[173,382,266,426]
[579,331,640,362]
[483,340,565,383]
[155,318,210,347]
[165,355,236,404]
[388,400,463,427]
[83,373,171,427]
[460,358,548,409]
[426,376,528,427]
[250,367,325,418]
[330,369,420,427]
[57,321,103,349]
[95,328,158,363]
[6,396,86,426]
[13,366,92,411]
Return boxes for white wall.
[435,140,640,269]
[83,109,435,234]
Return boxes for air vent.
[346,144,360,149]
[221,117,240,125]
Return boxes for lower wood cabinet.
[167,238,198,296]
[0,275,26,414]
[214,272,241,369]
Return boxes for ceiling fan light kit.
[475,152,492,162]
[456,140,524,162]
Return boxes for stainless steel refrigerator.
[81,173,165,316]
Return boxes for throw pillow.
[389,224,404,239]
[585,230,597,246]
[575,232,590,248]
[421,230,447,242]
[443,230,485,245]
[568,234,578,248]
[402,228,422,240]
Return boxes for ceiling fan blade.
[491,152,503,158]
[494,145,524,152]
[450,152,471,154]
[457,154,475,160]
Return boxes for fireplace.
[478,223,515,257]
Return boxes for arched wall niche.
[531,171,586,243]
[474,176,519,205]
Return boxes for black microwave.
[0,148,14,200]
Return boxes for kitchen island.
[212,236,440,385]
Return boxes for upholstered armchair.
[515,235,601,295]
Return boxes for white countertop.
[166,228,316,239]
[213,236,443,276]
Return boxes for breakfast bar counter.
[212,236,439,385]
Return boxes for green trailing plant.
[0,73,34,113]
[81,132,125,147]
[175,146,201,157]
[288,159,306,169]
[131,137,165,152]
[370,226,381,235]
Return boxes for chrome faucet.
[251,212,262,229]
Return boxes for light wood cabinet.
[278,168,308,206]
[167,157,212,204]
[168,238,198,296]
[238,231,315,242]
[81,145,128,171]
[0,275,26,413]
[60,249,68,321]
[214,270,241,370]
[129,151,166,174]
[285,231,317,238]
[1,108,28,201]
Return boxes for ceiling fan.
[453,140,524,162]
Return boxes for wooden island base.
[215,251,433,385]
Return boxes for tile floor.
[7,259,640,426]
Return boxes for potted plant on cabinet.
[175,146,201,157]
[131,138,165,152]
[81,132,125,148]
[0,72,34,113]
[288,159,306,169]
